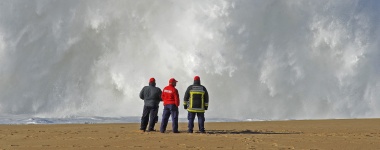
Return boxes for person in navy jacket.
[139,78,162,132]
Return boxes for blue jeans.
[160,104,179,133]
[188,112,205,132]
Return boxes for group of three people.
[139,76,209,133]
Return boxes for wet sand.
[0,119,379,149]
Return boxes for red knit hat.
[169,78,178,83]
[149,78,155,83]
[194,76,200,81]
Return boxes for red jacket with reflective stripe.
[161,85,180,107]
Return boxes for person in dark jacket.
[160,78,180,133]
[139,77,162,132]
[183,76,209,133]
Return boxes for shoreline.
[3,116,379,125]
[1,118,379,149]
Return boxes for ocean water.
[0,115,241,124]
[0,0,379,124]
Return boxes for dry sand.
[0,119,379,149]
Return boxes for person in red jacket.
[160,78,180,133]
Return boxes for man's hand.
[204,106,208,110]
[184,105,188,109]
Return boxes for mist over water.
[0,0,379,121]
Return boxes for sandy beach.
[0,119,379,149]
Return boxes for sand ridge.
[0,119,379,149]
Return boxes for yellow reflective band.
[189,91,204,109]
[187,108,205,113]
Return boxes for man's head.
[194,76,200,81]
[149,78,156,86]
[169,78,178,86]
[194,76,201,85]
[149,78,155,83]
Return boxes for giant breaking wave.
[0,0,379,121]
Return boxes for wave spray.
[0,1,379,121]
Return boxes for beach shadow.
[206,129,302,135]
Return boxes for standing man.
[139,77,162,132]
[160,78,180,133]
[183,76,209,133]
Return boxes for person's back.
[140,84,162,107]
[161,85,179,107]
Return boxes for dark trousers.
[160,104,179,133]
[187,112,205,132]
[140,105,158,131]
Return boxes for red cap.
[149,78,155,83]
[194,76,200,81]
[169,78,178,83]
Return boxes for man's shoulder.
[190,85,207,91]
[191,84,205,88]
[149,86,162,91]
[163,86,178,90]
[163,86,172,90]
